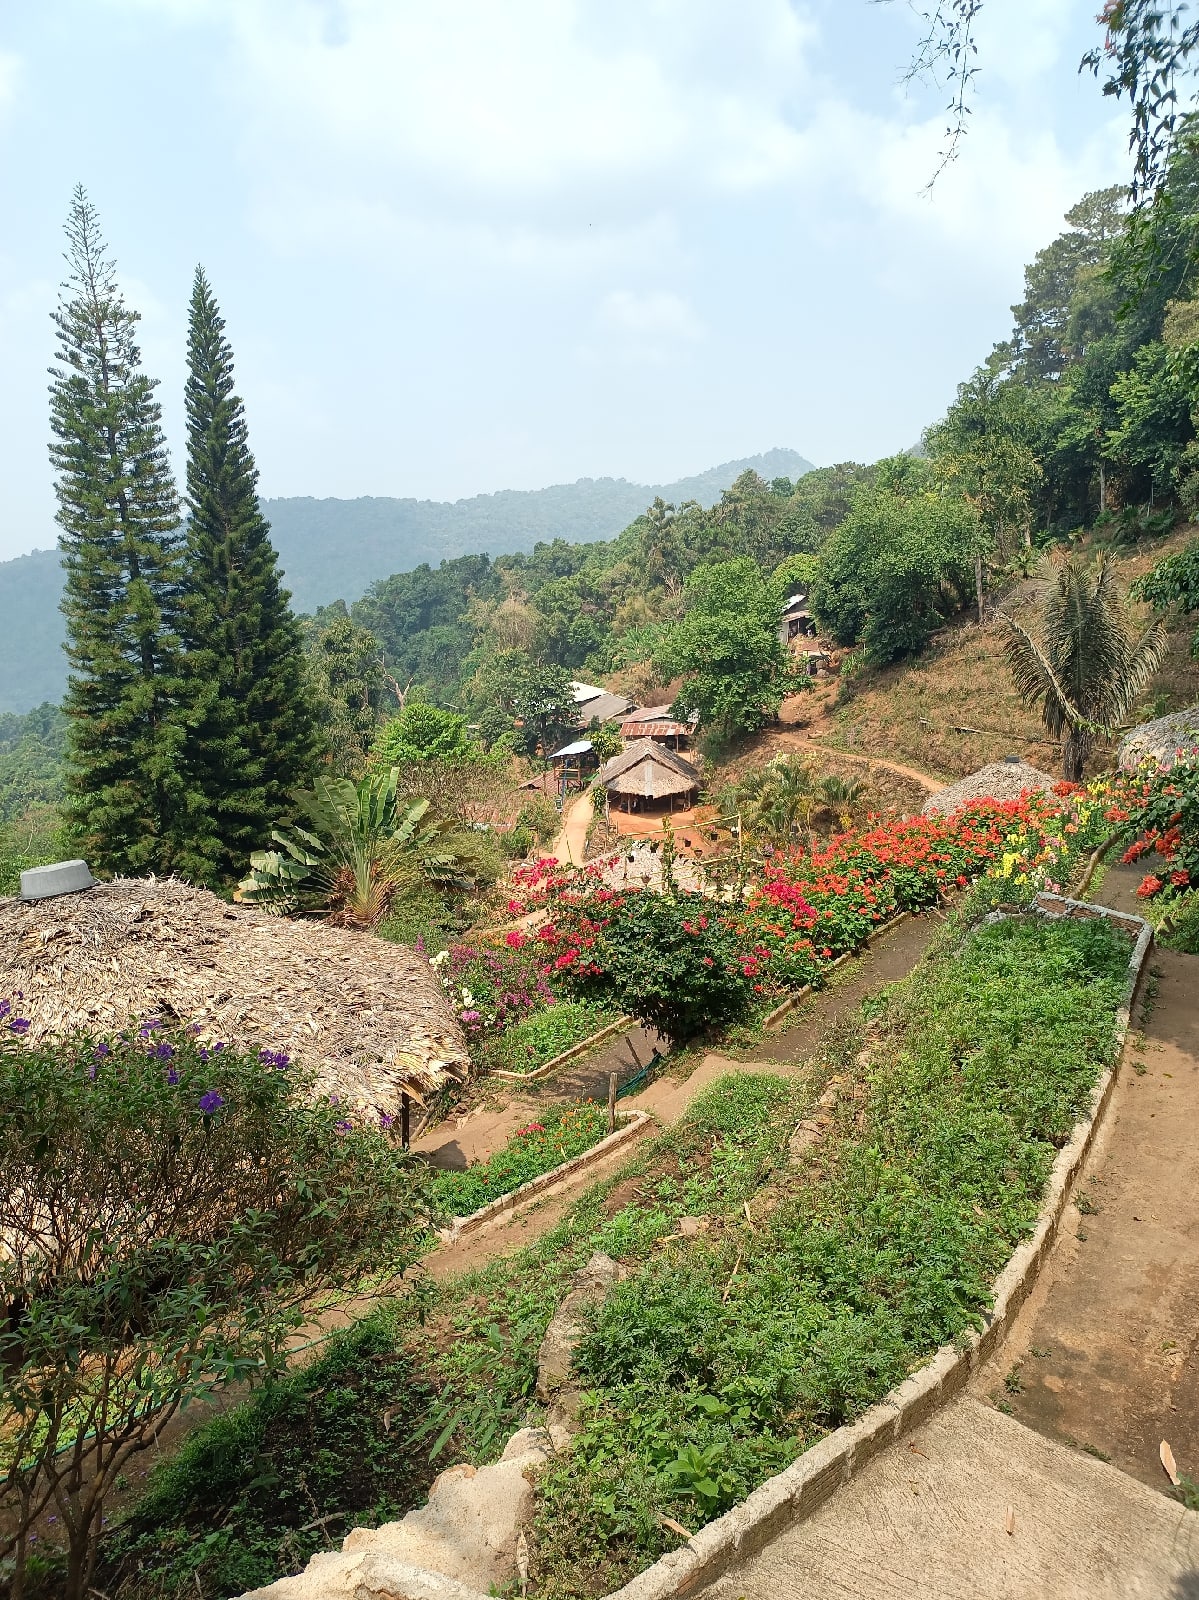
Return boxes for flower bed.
[427,1101,612,1220]
[525,791,1115,1039]
[478,999,622,1075]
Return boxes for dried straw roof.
[922,758,1058,816]
[1119,706,1199,771]
[599,738,701,800]
[0,878,469,1114]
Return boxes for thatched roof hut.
[598,738,701,808]
[1119,706,1199,771]
[0,878,469,1115]
[922,757,1059,816]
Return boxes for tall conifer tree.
[178,267,318,883]
[49,188,194,874]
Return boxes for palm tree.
[1003,552,1167,782]
[816,773,869,830]
[238,767,487,926]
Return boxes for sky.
[0,0,1134,562]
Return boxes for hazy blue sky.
[0,1,1131,561]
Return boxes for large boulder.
[1119,707,1199,771]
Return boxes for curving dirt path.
[783,733,945,796]
[551,791,593,866]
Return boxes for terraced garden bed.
[97,889,1135,1600]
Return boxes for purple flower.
[259,1048,291,1070]
[87,1063,96,1080]
[9,1018,30,1036]
[94,1042,110,1060]
[212,1041,225,1053]
[378,1112,394,1129]
[166,1068,180,1085]
[0,1000,10,1020]
[154,1042,174,1061]
[199,1091,225,1115]
[334,1118,352,1134]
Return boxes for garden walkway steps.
[700,1395,1199,1600]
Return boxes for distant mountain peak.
[0,449,815,714]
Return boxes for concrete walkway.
[701,864,1199,1598]
[703,1398,1199,1600]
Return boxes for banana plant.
[238,767,481,925]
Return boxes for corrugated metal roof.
[578,691,633,725]
[622,719,692,740]
[550,739,594,759]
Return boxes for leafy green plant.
[559,890,755,1044]
[238,767,486,925]
[0,1020,429,1600]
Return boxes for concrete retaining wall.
[436,1111,652,1244]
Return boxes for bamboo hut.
[0,877,470,1116]
[922,756,1058,816]
[598,738,701,813]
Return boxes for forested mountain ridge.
[265,448,814,611]
[0,449,812,714]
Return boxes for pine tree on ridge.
[179,265,319,884]
[49,186,194,875]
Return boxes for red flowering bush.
[1118,751,1199,900]
[554,889,754,1043]
[525,788,1111,1021]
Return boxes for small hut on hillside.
[1119,706,1199,771]
[598,738,701,813]
[0,878,470,1116]
[922,756,1059,816]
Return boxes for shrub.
[0,1021,429,1600]
[557,890,754,1043]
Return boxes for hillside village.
[8,11,1199,1600]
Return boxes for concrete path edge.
[435,1111,652,1244]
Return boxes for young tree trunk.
[1098,459,1106,519]
[975,553,986,625]
[1063,727,1088,784]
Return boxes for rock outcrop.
[536,1251,626,1449]
[240,1430,551,1600]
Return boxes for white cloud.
[0,51,21,112]
[600,289,702,341]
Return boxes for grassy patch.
[478,1000,620,1074]
[428,1101,614,1220]
[97,1312,438,1600]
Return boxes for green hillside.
[0,449,813,714]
